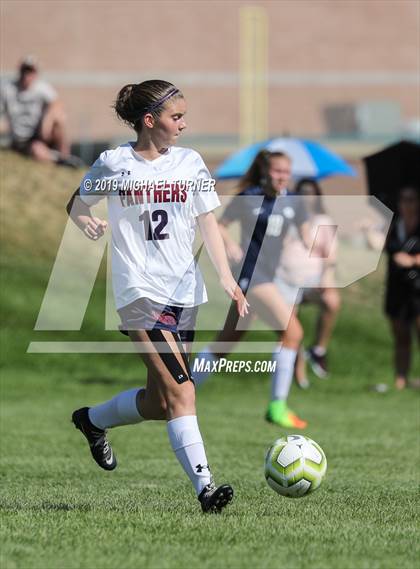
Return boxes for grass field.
[1,153,419,569]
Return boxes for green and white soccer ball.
[264,435,327,498]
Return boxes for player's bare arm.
[218,218,244,263]
[66,188,107,240]
[198,211,249,317]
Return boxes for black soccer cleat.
[198,482,234,513]
[71,407,117,471]
[306,347,329,379]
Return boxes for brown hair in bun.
[114,79,183,132]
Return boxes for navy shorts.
[233,262,274,292]
[118,297,198,343]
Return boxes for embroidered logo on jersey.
[283,206,295,219]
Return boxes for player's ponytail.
[238,150,272,192]
[114,80,183,132]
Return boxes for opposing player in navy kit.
[194,150,308,429]
[67,80,248,513]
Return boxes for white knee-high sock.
[271,347,297,401]
[167,415,212,495]
[88,388,145,430]
[192,347,218,386]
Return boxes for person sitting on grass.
[0,56,83,168]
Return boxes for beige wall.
[1,0,419,143]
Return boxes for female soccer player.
[194,150,308,429]
[275,178,340,387]
[67,80,248,513]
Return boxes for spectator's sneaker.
[198,482,234,513]
[265,400,307,429]
[71,407,117,471]
[306,347,329,378]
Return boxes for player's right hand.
[83,217,108,240]
[232,283,249,318]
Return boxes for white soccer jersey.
[79,143,220,309]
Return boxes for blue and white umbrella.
[215,137,356,180]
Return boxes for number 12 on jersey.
[139,209,169,241]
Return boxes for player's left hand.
[220,275,250,317]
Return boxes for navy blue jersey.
[220,186,307,289]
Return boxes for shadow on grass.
[0,501,93,513]
[78,377,141,386]
[0,497,200,516]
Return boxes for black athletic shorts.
[118,297,198,343]
[11,136,38,155]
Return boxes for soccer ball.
[264,435,327,498]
